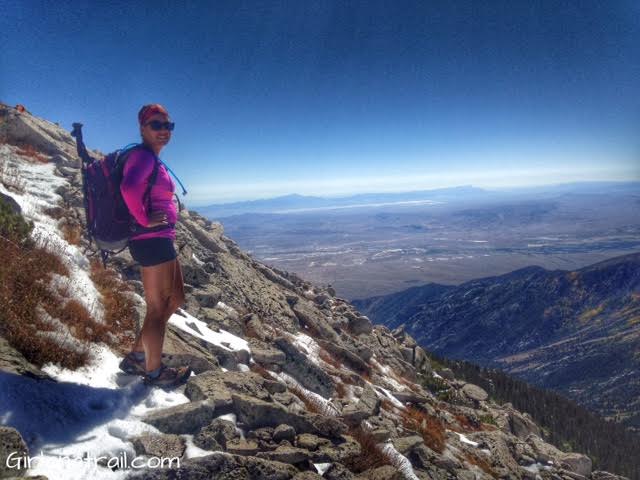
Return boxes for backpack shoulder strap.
[143,156,161,213]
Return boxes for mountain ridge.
[354,251,640,430]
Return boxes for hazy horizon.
[3,1,638,209]
[190,177,640,207]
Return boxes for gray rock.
[143,400,216,435]
[355,465,402,480]
[232,393,347,438]
[413,347,432,375]
[273,424,296,442]
[293,472,324,480]
[391,390,429,404]
[252,347,286,365]
[194,418,239,451]
[292,301,340,343]
[342,384,380,424]
[226,438,259,456]
[324,462,356,480]
[185,369,270,406]
[255,263,297,291]
[295,433,329,451]
[391,435,423,454]
[0,426,29,479]
[313,434,361,463]
[560,453,592,476]
[130,433,186,459]
[274,337,336,398]
[509,410,541,440]
[461,383,488,402]
[181,263,212,287]
[0,338,50,380]
[126,451,298,479]
[348,315,373,335]
[194,286,222,308]
[256,445,311,463]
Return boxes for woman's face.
[140,112,172,152]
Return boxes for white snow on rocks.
[169,308,250,354]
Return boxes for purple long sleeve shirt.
[120,147,177,241]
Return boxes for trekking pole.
[70,122,94,245]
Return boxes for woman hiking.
[117,104,192,388]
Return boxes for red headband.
[138,104,169,125]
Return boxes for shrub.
[89,259,137,354]
[342,426,392,473]
[0,232,95,369]
[0,196,32,244]
[399,406,446,453]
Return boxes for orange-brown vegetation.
[249,362,273,380]
[89,258,137,353]
[61,222,83,245]
[452,413,483,433]
[465,451,498,477]
[16,144,49,163]
[0,235,94,369]
[400,406,446,453]
[319,348,343,369]
[342,426,392,473]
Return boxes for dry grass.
[452,413,483,433]
[319,348,343,369]
[89,259,137,353]
[249,362,274,380]
[61,222,83,245]
[0,236,94,369]
[16,144,49,163]
[342,426,393,473]
[380,398,400,413]
[465,451,498,477]
[397,375,422,393]
[400,406,446,453]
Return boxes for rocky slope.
[353,253,640,428]
[0,103,630,480]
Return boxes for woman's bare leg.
[137,259,177,372]
[130,259,185,364]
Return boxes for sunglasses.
[145,120,175,131]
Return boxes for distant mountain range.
[353,252,640,429]
[195,185,487,218]
[195,181,640,219]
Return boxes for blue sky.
[1,1,639,206]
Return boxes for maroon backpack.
[71,123,167,266]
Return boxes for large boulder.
[232,393,347,438]
[143,400,217,435]
[130,433,186,459]
[274,337,336,398]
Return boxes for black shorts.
[128,238,177,267]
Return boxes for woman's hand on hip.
[147,211,169,228]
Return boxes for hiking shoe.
[118,352,146,375]
[143,364,192,389]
